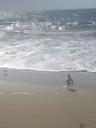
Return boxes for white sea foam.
[0,30,96,72]
[0,92,5,95]
[12,92,36,95]
[0,10,96,72]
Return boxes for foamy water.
[0,9,96,72]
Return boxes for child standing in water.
[66,74,73,89]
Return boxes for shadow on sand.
[68,88,76,92]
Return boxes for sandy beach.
[0,69,96,128]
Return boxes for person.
[66,74,73,89]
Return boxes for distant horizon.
[0,7,96,12]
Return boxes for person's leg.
[67,80,70,89]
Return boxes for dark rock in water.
[80,122,87,128]
[3,69,8,76]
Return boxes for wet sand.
[0,69,96,128]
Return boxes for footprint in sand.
[80,122,87,128]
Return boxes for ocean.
[0,8,96,72]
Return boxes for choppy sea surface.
[0,9,96,72]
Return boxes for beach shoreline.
[0,67,96,87]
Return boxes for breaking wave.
[0,9,96,72]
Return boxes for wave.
[0,31,96,72]
[0,10,96,72]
